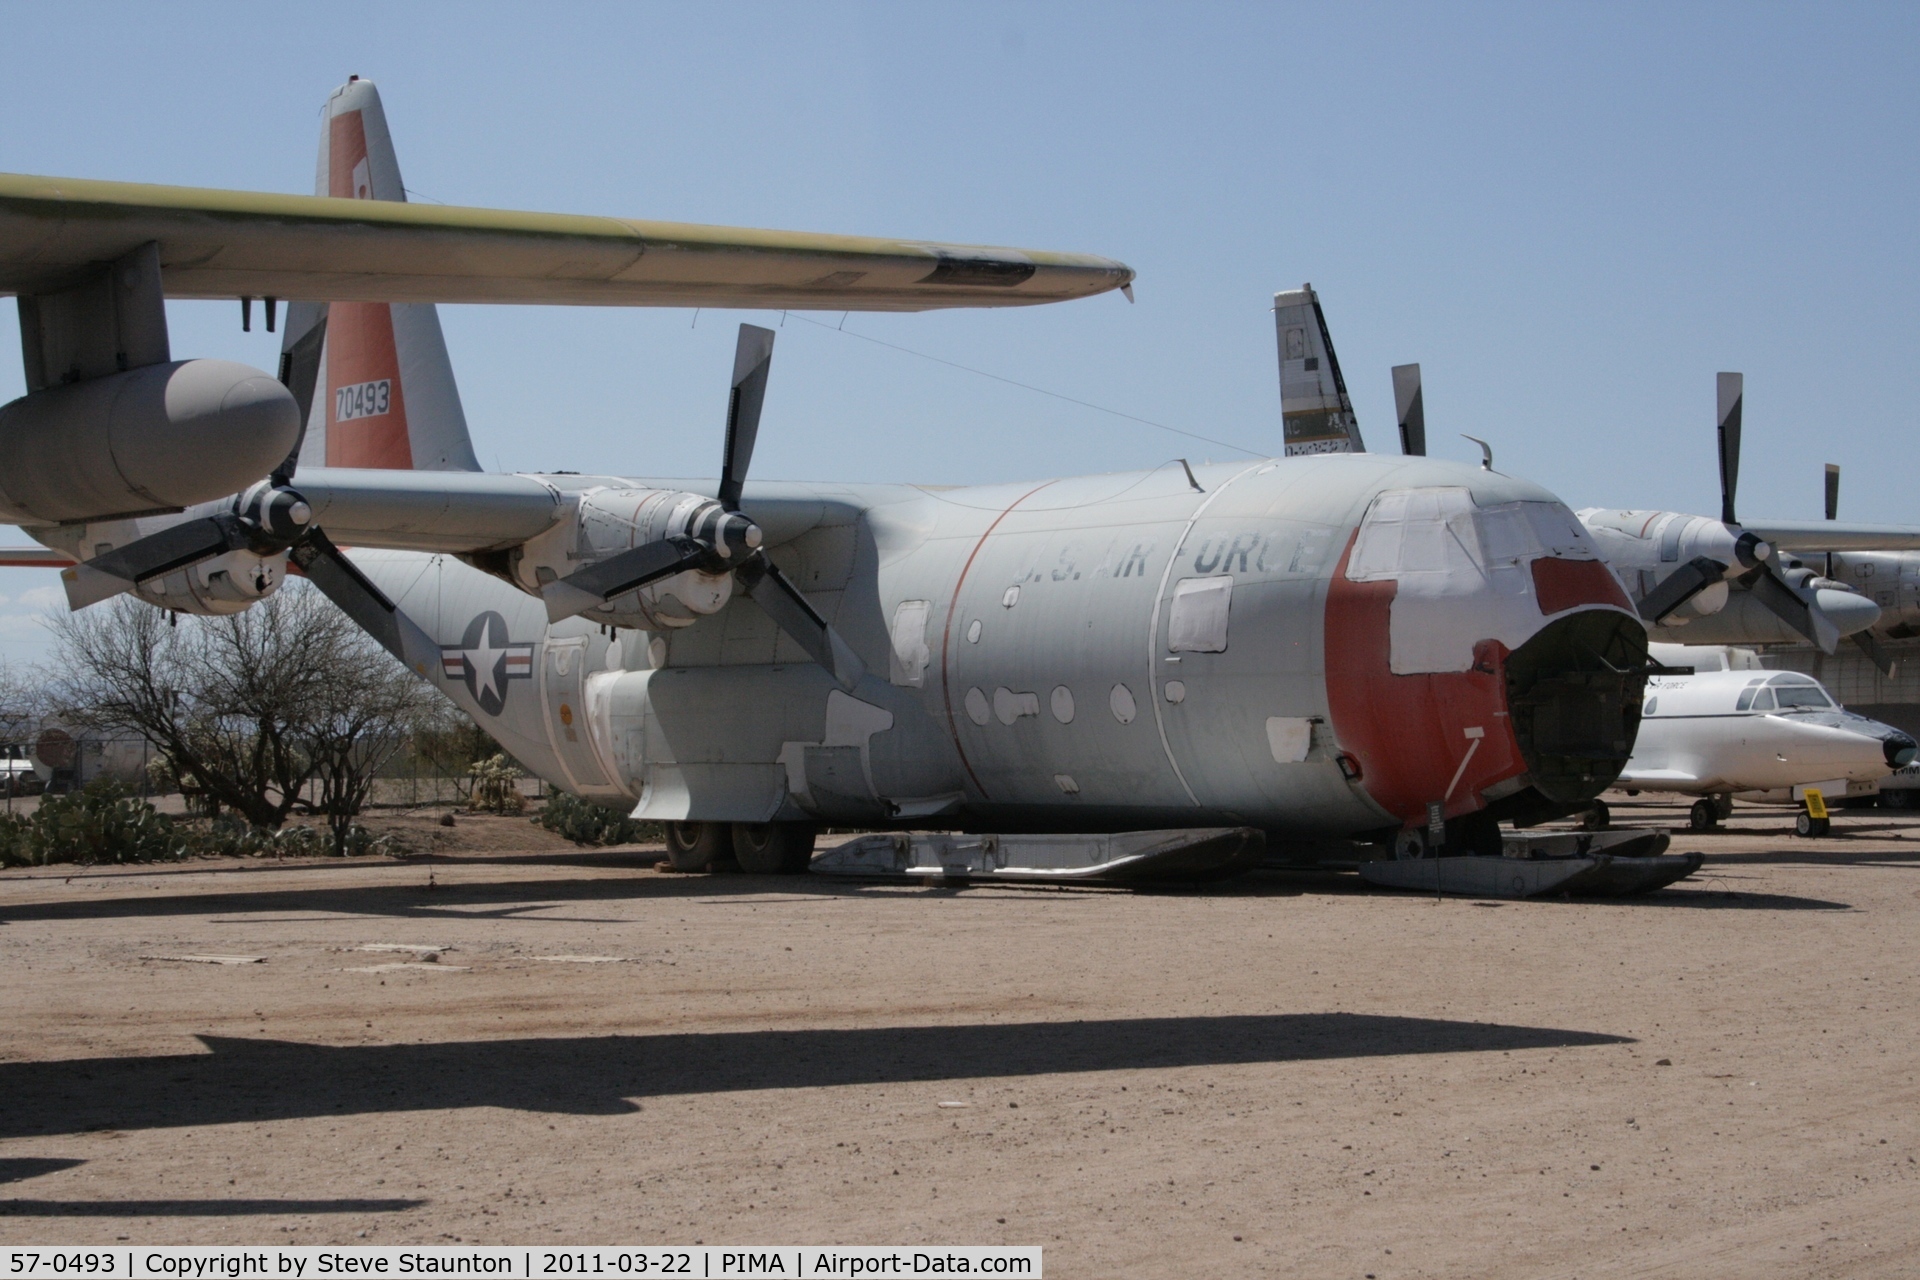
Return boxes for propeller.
[1390,363,1425,456]
[1637,556,1731,625]
[1817,461,1896,675]
[539,324,866,691]
[1822,461,1839,579]
[1634,372,1866,653]
[1717,372,1742,526]
[58,300,438,672]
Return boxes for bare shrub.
[47,583,440,852]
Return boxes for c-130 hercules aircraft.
[2,80,1653,874]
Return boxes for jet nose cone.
[1886,734,1917,769]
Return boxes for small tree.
[47,582,438,847]
[297,634,436,855]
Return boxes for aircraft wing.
[1744,521,1920,553]
[0,173,1132,311]
[286,469,853,555]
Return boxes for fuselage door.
[541,636,612,792]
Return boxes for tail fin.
[288,77,481,472]
[1273,284,1364,455]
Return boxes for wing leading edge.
[0,173,1133,311]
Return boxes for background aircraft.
[1619,643,1915,833]
[1,80,1652,872]
[1282,301,1920,661]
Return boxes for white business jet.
[1616,643,1916,834]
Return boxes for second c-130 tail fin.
[1273,283,1363,456]
[286,76,481,473]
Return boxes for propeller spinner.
[537,324,865,691]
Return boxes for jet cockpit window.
[1747,688,1777,711]
[1772,685,1835,709]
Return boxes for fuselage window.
[1167,575,1233,652]
[1643,697,1658,716]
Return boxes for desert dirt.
[0,795,1915,1278]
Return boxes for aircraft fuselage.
[357,452,1646,845]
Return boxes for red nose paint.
[1323,531,1526,827]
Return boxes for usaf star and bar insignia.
[440,610,535,715]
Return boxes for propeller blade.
[1717,371,1743,526]
[738,554,864,691]
[1391,363,1425,456]
[271,302,329,483]
[288,531,440,674]
[539,536,712,623]
[1823,462,1840,576]
[1854,628,1897,677]
[61,514,254,610]
[717,324,776,511]
[1636,556,1729,624]
[1745,562,1840,653]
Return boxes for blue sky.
[2,2,1915,660]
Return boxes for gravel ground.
[0,796,1914,1278]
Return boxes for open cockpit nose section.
[1325,486,1647,833]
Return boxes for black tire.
[1689,799,1720,833]
[664,821,728,872]
[1814,816,1832,837]
[1577,800,1610,831]
[1795,811,1817,838]
[731,822,817,874]
[1883,789,1917,811]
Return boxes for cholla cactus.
[467,753,527,814]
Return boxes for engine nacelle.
[131,547,288,617]
[514,486,749,630]
[1578,508,1771,619]
[0,360,300,526]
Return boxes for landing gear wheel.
[1577,800,1611,831]
[664,821,729,871]
[1794,812,1832,839]
[731,822,818,874]
[1689,799,1720,833]
[1714,793,1734,819]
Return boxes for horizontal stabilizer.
[0,546,76,568]
[0,173,1133,312]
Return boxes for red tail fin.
[290,78,479,472]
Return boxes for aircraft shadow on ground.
[0,1159,83,1184]
[1696,843,1920,871]
[0,1014,1627,1140]
[0,860,1313,926]
[1602,883,1853,910]
[0,1198,424,1217]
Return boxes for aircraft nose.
[1885,733,1917,769]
